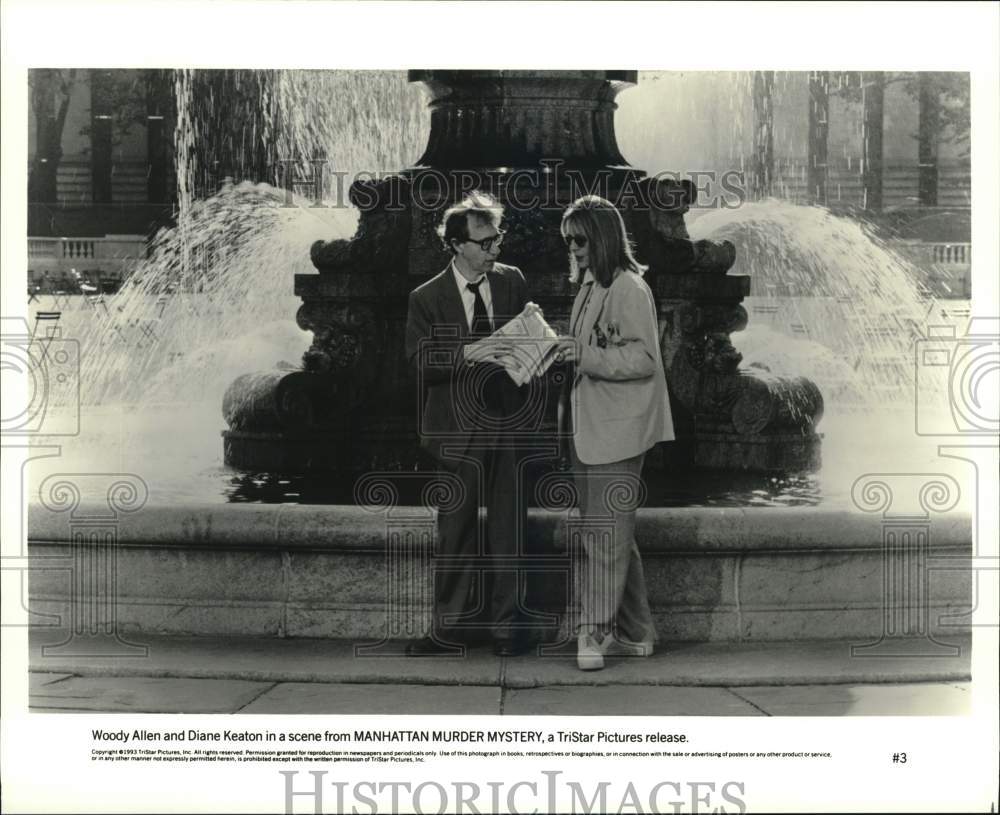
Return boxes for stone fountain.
[27,71,973,659]
[222,70,823,476]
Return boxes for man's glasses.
[563,234,588,249]
[465,231,505,252]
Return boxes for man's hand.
[463,340,516,365]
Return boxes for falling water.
[272,70,428,181]
[71,70,429,408]
[618,71,754,176]
[75,181,356,407]
[688,200,939,406]
[685,199,970,506]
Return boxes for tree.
[81,69,176,205]
[79,69,174,150]
[28,69,77,203]
[830,71,970,156]
[904,72,970,158]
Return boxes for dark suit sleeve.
[405,288,465,386]
[494,266,528,328]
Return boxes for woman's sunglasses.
[563,234,588,249]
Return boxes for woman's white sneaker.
[576,633,605,671]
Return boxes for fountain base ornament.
[656,273,823,471]
[223,70,823,475]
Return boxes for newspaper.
[469,303,562,386]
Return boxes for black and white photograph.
[2,2,998,813]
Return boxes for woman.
[555,196,674,671]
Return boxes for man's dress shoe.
[493,638,529,657]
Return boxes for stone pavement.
[26,630,972,716]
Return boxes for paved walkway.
[27,630,972,716]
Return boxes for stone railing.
[889,240,971,299]
[925,242,971,265]
[28,238,95,259]
[28,235,147,260]
[27,235,147,286]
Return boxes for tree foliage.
[81,69,174,149]
[829,71,970,156]
[28,68,77,203]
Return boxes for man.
[404,192,532,657]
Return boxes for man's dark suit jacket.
[405,262,530,464]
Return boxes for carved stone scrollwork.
[309,237,351,272]
[224,370,329,432]
[731,373,824,435]
[672,349,823,438]
[691,239,737,274]
[296,302,381,377]
[310,176,412,275]
[637,180,736,276]
[677,302,749,337]
[301,323,363,373]
[674,303,748,378]
[684,332,744,375]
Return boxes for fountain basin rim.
[27,502,972,554]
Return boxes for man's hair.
[437,191,504,254]
[561,195,647,287]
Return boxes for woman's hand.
[554,336,580,364]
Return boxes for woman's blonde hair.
[560,195,647,287]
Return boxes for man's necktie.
[467,280,493,335]
[466,279,503,413]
